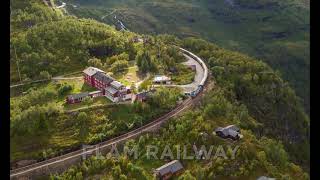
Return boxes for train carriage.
[180,47,208,97]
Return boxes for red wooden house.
[81,67,132,103]
[83,67,104,87]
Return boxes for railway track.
[10,90,208,179]
[10,48,210,179]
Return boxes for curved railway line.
[10,48,210,179]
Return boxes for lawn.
[114,65,145,86]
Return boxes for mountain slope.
[64,0,310,114]
[10,0,309,178]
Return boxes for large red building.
[82,67,131,102]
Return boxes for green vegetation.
[171,64,195,85]
[10,0,309,179]
[10,79,183,162]
[10,0,188,86]
[181,37,309,170]
[65,0,310,114]
[53,88,309,179]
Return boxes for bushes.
[11,103,61,136]
[260,137,289,168]
[88,57,103,69]
[182,37,309,169]
[136,50,157,73]
[58,83,73,96]
[39,71,52,80]
[111,60,129,73]
[11,88,57,111]
[54,155,149,179]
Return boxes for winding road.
[10,48,210,179]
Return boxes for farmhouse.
[215,125,243,140]
[154,160,184,180]
[66,67,132,104]
[82,67,132,103]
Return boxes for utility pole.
[13,45,22,83]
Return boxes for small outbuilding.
[154,160,184,180]
[66,92,89,104]
[153,75,171,84]
[214,125,243,141]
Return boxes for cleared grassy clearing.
[114,65,144,86]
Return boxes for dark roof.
[93,72,114,84]
[215,125,240,137]
[135,89,156,100]
[136,91,148,98]
[67,92,89,99]
[227,129,239,137]
[105,86,118,95]
[110,81,123,89]
[155,160,183,176]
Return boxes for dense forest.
[64,0,310,115]
[10,0,309,179]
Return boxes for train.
[179,47,208,97]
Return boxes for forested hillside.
[10,0,309,179]
[64,0,310,114]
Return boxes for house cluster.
[154,160,184,180]
[214,125,243,141]
[66,67,132,104]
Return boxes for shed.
[154,160,184,180]
[153,75,171,84]
[215,125,242,140]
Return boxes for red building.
[83,67,104,87]
[92,72,114,92]
[81,67,132,103]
